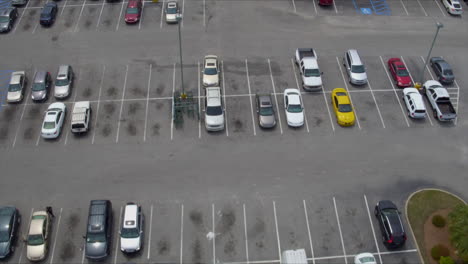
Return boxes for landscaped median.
[406,189,468,264]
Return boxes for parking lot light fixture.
[177,14,186,99]
[416,21,443,89]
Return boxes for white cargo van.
[281,249,307,264]
[71,101,91,133]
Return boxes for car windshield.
[167,7,177,14]
[304,68,321,77]
[338,104,352,113]
[8,83,21,92]
[359,256,376,263]
[121,227,140,239]
[0,231,10,242]
[204,68,217,75]
[397,69,409,77]
[55,79,69,86]
[454,3,461,8]
[87,233,106,243]
[0,16,9,23]
[351,65,365,73]
[28,234,44,246]
[429,84,442,89]
[206,106,222,116]
[259,106,273,116]
[32,83,45,91]
[127,7,139,14]
[43,121,55,129]
[287,104,302,113]
[443,70,453,76]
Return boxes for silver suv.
[343,49,367,85]
[54,65,73,99]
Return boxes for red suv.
[125,0,142,24]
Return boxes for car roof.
[30,211,47,235]
[10,73,23,84]
[347,49,363,65]
[336,93,351,104]
[34,71,48,83]
[87,201,109,233]
[57,65,70,76]
[206,87,221,106]
[123,204,138,228]
[406,91,425,109]
[258,95,272,105]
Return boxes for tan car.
[26,211,51,261]
[202,55,220,87]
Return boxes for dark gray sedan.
[256,94,276,128]
[0,8,17,33]
[430,57,454,84]
[0,207,20,259]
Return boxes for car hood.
[7,91,21,101]
[303,76,322,87]
[352,72,367,81]
[397,76,412,85]
[85,242,107,258]
[259,114,276,127]
[32,90,46,100]
[0,241,10,258]
[338,112,355,123]
[27,244,45,261]
[286,111,304,124]
[203,74,219,86]
[121,237,140,251]
[205,114,224,126]
[55,85,70,95]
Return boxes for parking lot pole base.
[414,82,422,90]
[152,0,159,2]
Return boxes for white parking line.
[303,200,315,264]
[143,63,152,142]
[181,0,185,28]
[400,0,409,16]
[333,0,338,13]
[364,195,383,264]
[400,56,433,126]
[147,204,154,259]
[198,61,201,138]
[116,0,126,31]
[379,56,410,127]
[321,89,335,132]
[267,59,283,135]
[49,208,63,264]
[290,58,310,133]
[35,128,41,146]
[245,59,257,136]
[335,56,361,130]
[96,0,106,29]
[433,0,447,16]
[179,204,184,264]
[416,0,428,16]
[81,241,85,263]
[453,80,460,125]
[64,68,82,145]
[311,0,317,15]
[115,64,129,143]
[13,0,31,33]
[139,0,144,30]
[160,0,165,28]
[367,80,386,128]
[221,61,229,136]
[243,204,249,264]
[333,197,348,264]
[60,0,69,16]
[272,201,282,263]
[113,206,123,264]
[203,0,206,26]
[212,204,216,264]
[291,0,297,12]
[171,63,175,140]
[91,64,106,144]
[74,0,87,32]
[12,72,34,148]
[18,208,33,264]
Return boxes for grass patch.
[407,190,465,263]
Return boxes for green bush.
[439,256,455,264]
[432,214,447,228]
[432,244,450,260]
[449,205,468,261]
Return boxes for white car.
[26,211,51,262]
[120,203,143,253]
[403,88,427,119]
[41,102,66,139]
[442,0,463,15]
[205,87,224,131]
[203,55,220,87]
[284,88,304,127]
[354,253,377,264]
[6,71,26,103]
[165,1,179,23]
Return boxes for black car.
[0,8,18,33]
[84,200,113,260]
[430,57,455,84]
[40,2,58,26]
[374,200,407,248]
[0,207,21,259]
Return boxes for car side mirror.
[321,72,324,75]
[82,235,86,239]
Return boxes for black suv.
[84,200,112,260]
[39,2,57,26]
[374,200,407,248]
[0,207,20,259]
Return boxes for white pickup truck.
[423,80,457,122]
[295,48,323,91]
[71,101,91,133]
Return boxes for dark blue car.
[40,2,58,26]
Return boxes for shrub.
[439,256,455,264]
[448,205,468,261]
[432,214,446,228]
[432,244,450,260]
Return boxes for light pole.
[416,21,443,88]
[177,14,186,99]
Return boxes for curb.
[405,188,467,264]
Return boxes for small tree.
[448,205,468,260]
[439,256,455,264]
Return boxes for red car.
[124,0,142,24]
[318,0,333,5]
[388,58,412,88]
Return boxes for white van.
[281,249,307,264]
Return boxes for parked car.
[295,48,322,91]
[422,80,457,121]
[441,0,463,15]
[331,88,355,126]
[0,207,20,259]
[7,71,26,103]
[430,57,454,84]
[284,88,304,127]
[26,211,51,261]
[84,200,113,260]
[11,0,28,6]
[205,87,224,131]
[165,1,179,23]
[31,71,52,102]
[281,249,307,264]
[202,55,220,87]
[354,253,377,264]
[374,200,407,248]
[0,8,18,33]
[403,88,426,119]
[41,102,66,139]
[39,2,58,26]
[71,101,91,133]
[387,58,412,88]
[54,65,73,99]
[256,94,276,128]
[318,0,333,6]
[124,0,142,24]
[343,49,367,85]
[120,203,143,253]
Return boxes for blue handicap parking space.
[361,7,372,14]
[353,0,391,15]
[370,0,391,15]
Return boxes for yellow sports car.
[331,88,355,126]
